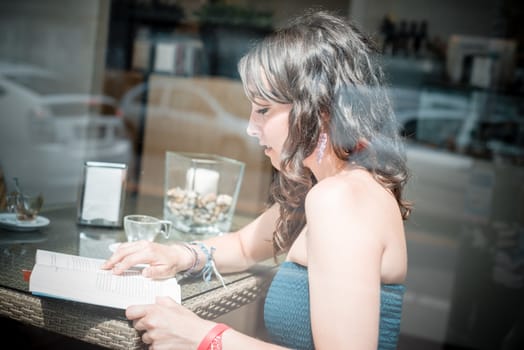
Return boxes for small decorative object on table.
[1,177,48,231]
[6,177,44,222]
[77,161,127,228]
[164,152,244,235]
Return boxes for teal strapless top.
[264,261,405,350]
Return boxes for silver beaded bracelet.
[179,242,199,276]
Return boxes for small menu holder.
[77,161,127,228]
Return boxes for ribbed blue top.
[264,261,405,350]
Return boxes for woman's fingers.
[142,265,175,279]
[102,241,153,273]
[102,241,182,279]
[126,304,149,321]
[156,296,178,307]
[141,331,152,345]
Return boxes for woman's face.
[246,98,292,169]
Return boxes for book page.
[30,250,181,309]
[36,249,105,271]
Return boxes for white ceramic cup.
[124,214,172,242]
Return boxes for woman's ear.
[319,111,330,124]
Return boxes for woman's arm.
[305,173,396,349]
[200,203,279,273]
[103,204,279,277]
[127,296,290,350]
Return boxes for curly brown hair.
[238,10,412,255]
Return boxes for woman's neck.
[304,150,348,181]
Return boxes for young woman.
[103,10,411,350]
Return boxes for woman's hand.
[127,296,216,349]
[101,241,191,279]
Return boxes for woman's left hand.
[127,296,216,349]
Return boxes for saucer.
[0,213,50,232]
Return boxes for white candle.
[186,168,219,195]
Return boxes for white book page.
[35,249,104,271]
[30,250,181,309]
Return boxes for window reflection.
[0,1,523,349]
[0,60,133,205]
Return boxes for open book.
[29,249,181,309]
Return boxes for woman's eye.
[256,107,269,115]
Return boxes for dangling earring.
[316,132,328,164]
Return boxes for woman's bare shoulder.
[305,168,401,242]
[306,169,381,208]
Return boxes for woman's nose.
[246,118,260,138]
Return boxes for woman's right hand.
[101,240,192,279]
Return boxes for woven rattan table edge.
[0,268,274,349]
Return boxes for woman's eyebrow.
[253,99,271,107]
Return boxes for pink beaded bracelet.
[197,323,231,350]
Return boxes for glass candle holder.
[164,152,245,235]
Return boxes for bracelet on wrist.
[190,241,227,288]
[179,242,200,276]
[197,323,231,350]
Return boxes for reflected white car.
[120,79,258,156]
[0,62,133,205]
